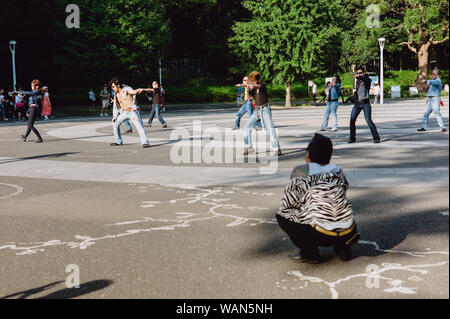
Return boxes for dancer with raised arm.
[234,76,261,130]
[13,79,44,143]
[242,71,281,156]
[109,78,150,148]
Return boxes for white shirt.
[312,84,317,94]
[373,86,380,95]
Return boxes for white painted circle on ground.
[0,183,23,200]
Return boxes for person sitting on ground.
[276,133,360,264]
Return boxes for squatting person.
[276,133,360,263]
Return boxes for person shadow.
[1,280,113,299]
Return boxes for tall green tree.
[340,0,449,91]
[229,0,344,106]
[391,0,449,91]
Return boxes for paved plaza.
[0,98,448,299]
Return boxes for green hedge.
[52,70,449,107]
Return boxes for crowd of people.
[0,85,52,122]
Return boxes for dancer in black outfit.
[13,79,44,143]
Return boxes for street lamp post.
[378,37,385,104]
[9,40,17,91]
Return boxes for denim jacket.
[328,83,341,101]
[427,77,442,97]
[18,90,42,107]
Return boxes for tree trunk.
[415,42,430,93]
[285,82,292,107]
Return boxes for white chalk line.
[0,183,23,200]
[0,185,276,256]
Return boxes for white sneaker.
[104,113,109,116]
[331,128,337,132]
[100,113,103,117]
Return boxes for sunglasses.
[357,72,363,74]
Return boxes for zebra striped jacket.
[277,165,354,231]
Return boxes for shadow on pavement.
[0,152,79,165]
[0,280,113,299]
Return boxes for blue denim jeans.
[0,103,5,119]
[235,101,261,129]
[114,110,149,145]
[123,119,132,131]
[321,101,339,130]
[349,101,380,141]
[421,97,445,129]
[148,104,166,125]
[244,106,280,151]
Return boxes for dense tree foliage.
[229,0,344,106]
[0,0,448,95]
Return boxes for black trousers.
[349,101,380,141]
[276,214,357,259]
[24,106,42,140]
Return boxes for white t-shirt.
[89,91,96,101]
[312,84,317,94]
[373,86,380,95]
[0,94,4,105]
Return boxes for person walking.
[418,69,447,132]
[312,82,317,103]
[41,86,52,120]
[373,83,380,104]
[99,85,110,117]
[89,88,96,111]
[233,76,261,130]
[13,79,44,143]
[320,76,341,132]
[348,68,380,143]
[142,81,167,128]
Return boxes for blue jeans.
[321,101,339,130]
[123,119,132,131]
[349,101,380,141]
[421,97,445,129]
[244,106,280,151]
[114,110,149,145]
[148,104,166,125]
[235,101,261,129]
[0,103,5,119]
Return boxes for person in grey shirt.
[348,67,380,143]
